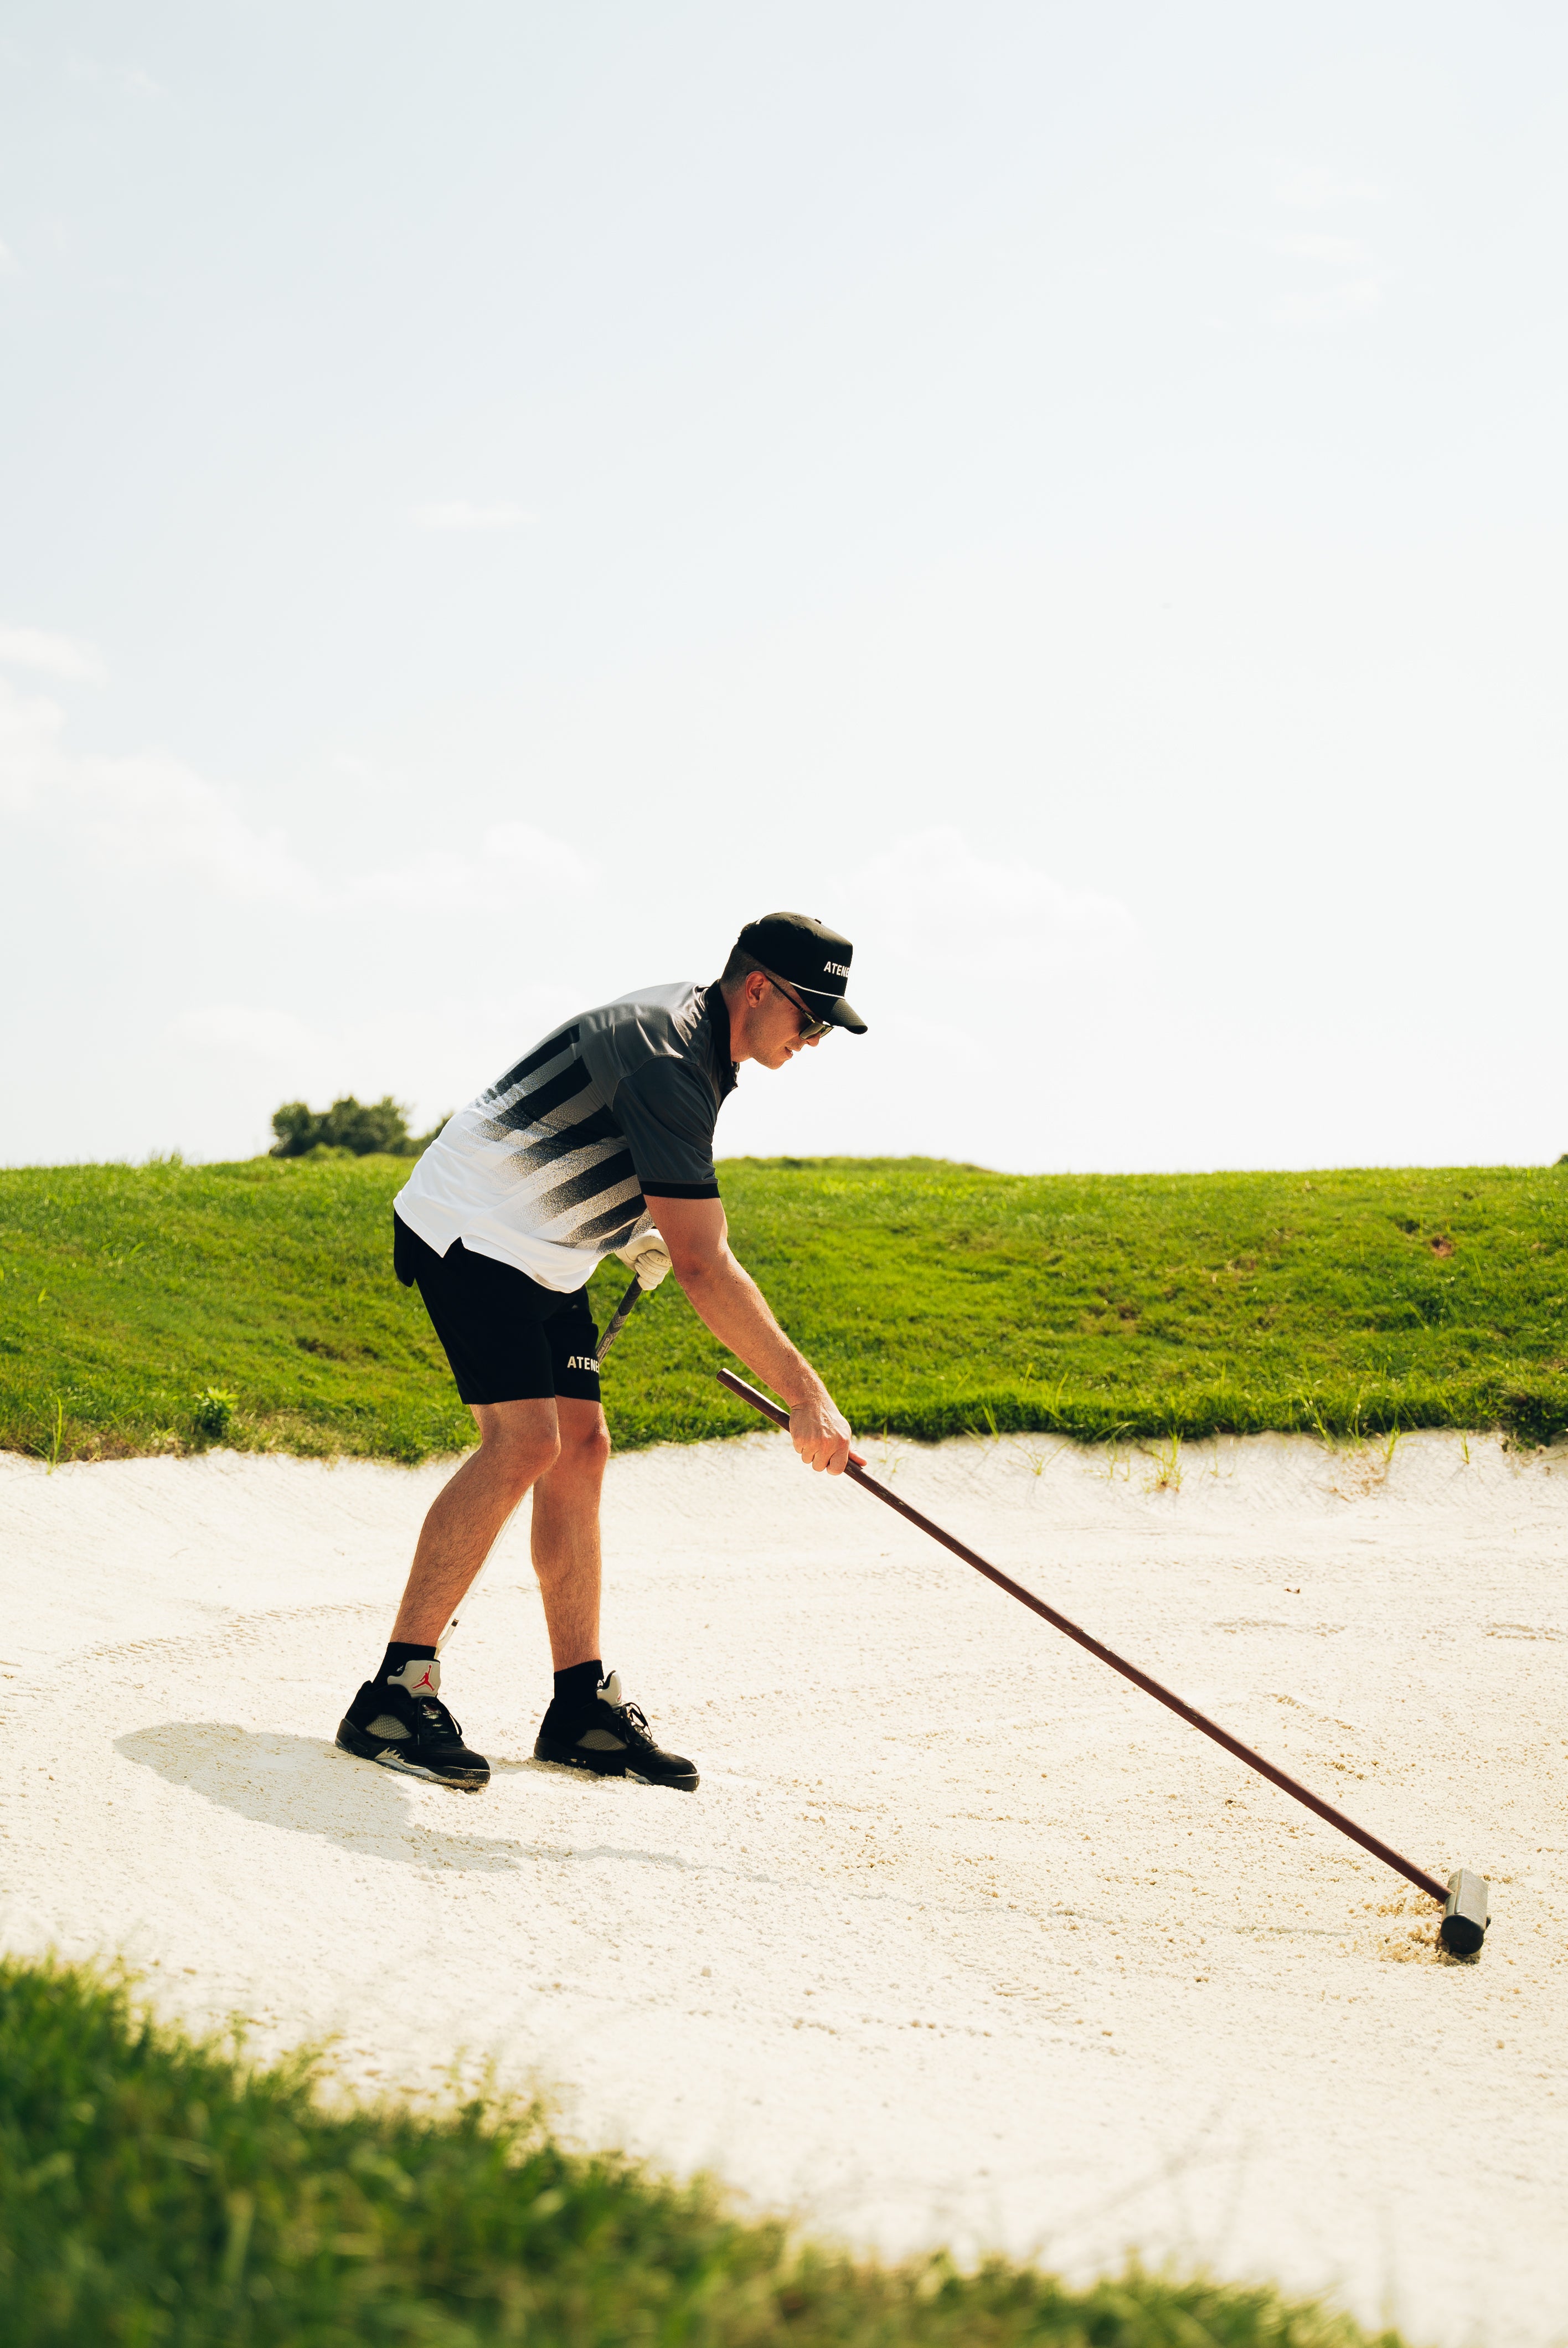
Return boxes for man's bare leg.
[335,1399,560,1790]
[390,1397,562,1645]
[529,1396,611,1669]
[528,1395,698,1789]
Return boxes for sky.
[2,1,1566,1173]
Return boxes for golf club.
[436,1269,647,1656]
[716,1366,1490,1958]
[595,1267,648,1362]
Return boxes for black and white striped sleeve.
[613,1059,721,1200]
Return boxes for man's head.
[719,911,866,1072]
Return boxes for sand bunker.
[2,1425,1565,2345]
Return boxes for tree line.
[269,1096,448,1159]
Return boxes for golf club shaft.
[596,1270,644,1361]
[716,1367,1448,1907]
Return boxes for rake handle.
[716,1367,1448,1907]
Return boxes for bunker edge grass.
[1,1155,1566,1466]
[0,1954,1412,2348]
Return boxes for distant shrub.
[269,1095,448,1160]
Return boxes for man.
[335,911,866,1797]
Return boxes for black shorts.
[393,1212,602,1408]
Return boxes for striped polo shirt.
[393,980,737,1292]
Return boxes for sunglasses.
[762,970,833,1040]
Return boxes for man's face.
[747,970,827,1071]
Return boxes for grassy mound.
[1,1155,1565,1464]
[0,1955,1405,2348]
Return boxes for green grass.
[2,1156,1566,1465]
[0,1955,1407,2348]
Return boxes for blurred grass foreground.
[1,1155,1566,1465]
[0,1954,1409,2348]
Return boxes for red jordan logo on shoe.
[386,1656,442,1698]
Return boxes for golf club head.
[1439,1868,1489,1956]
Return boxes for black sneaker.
[534,1669,698,1792]
[336,1655,490,1791]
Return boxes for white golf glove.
[615,1228,673,1290]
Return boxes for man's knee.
[554,1412,611,1480]
[480,1423,560,1496]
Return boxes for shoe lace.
[611,1697,654,1747]
[415,1693,462,1742]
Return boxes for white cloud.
[1,677,590,921]
[0,676,322,902]
[1263,277,1383,331]
[0,679,57,814]
[65,56,167,99]
[1270,166,1388,212]
[347,822,592,912]
[0,625,106,683]
[1258,233,1371,267]
[411,501,534,533]
[852,826,1139,986]
[487,818,593,882]
[1253,202,1385,332]
[70,747,317,900]
[0,240,17,279]
[716,828,1149,1170]
[169,1005,326,1060]
[1210,160,1387,337]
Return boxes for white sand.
[2,1426,1565,2343]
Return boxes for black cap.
[736,912,866,1033]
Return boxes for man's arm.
[646,1194,852,1474]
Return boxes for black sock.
[379,1640,437,1683]
[553,1659,603,1711]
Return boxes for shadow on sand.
[115,1722,697,1878]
